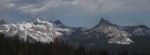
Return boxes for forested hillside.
[0,34,149,55]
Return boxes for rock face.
[92,18,133,44]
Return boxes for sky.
[0,0,150,28]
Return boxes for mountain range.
[0,18,150,51]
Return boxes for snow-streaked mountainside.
[0,18,150,45]
[66,18,133,46]
[0,18,73,43]
[123,25,150,36]
[87,18,133,44]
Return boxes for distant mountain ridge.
[0,18,150,46]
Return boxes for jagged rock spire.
[54,20,62,25]
[94,18,112,27]
[0,19,6,24]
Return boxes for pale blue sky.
[0,0,150,28]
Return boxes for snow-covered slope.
[123,25,150,36]
[0,18,73,43]
[85,18,133,44]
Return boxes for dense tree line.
[0,34,149,55]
